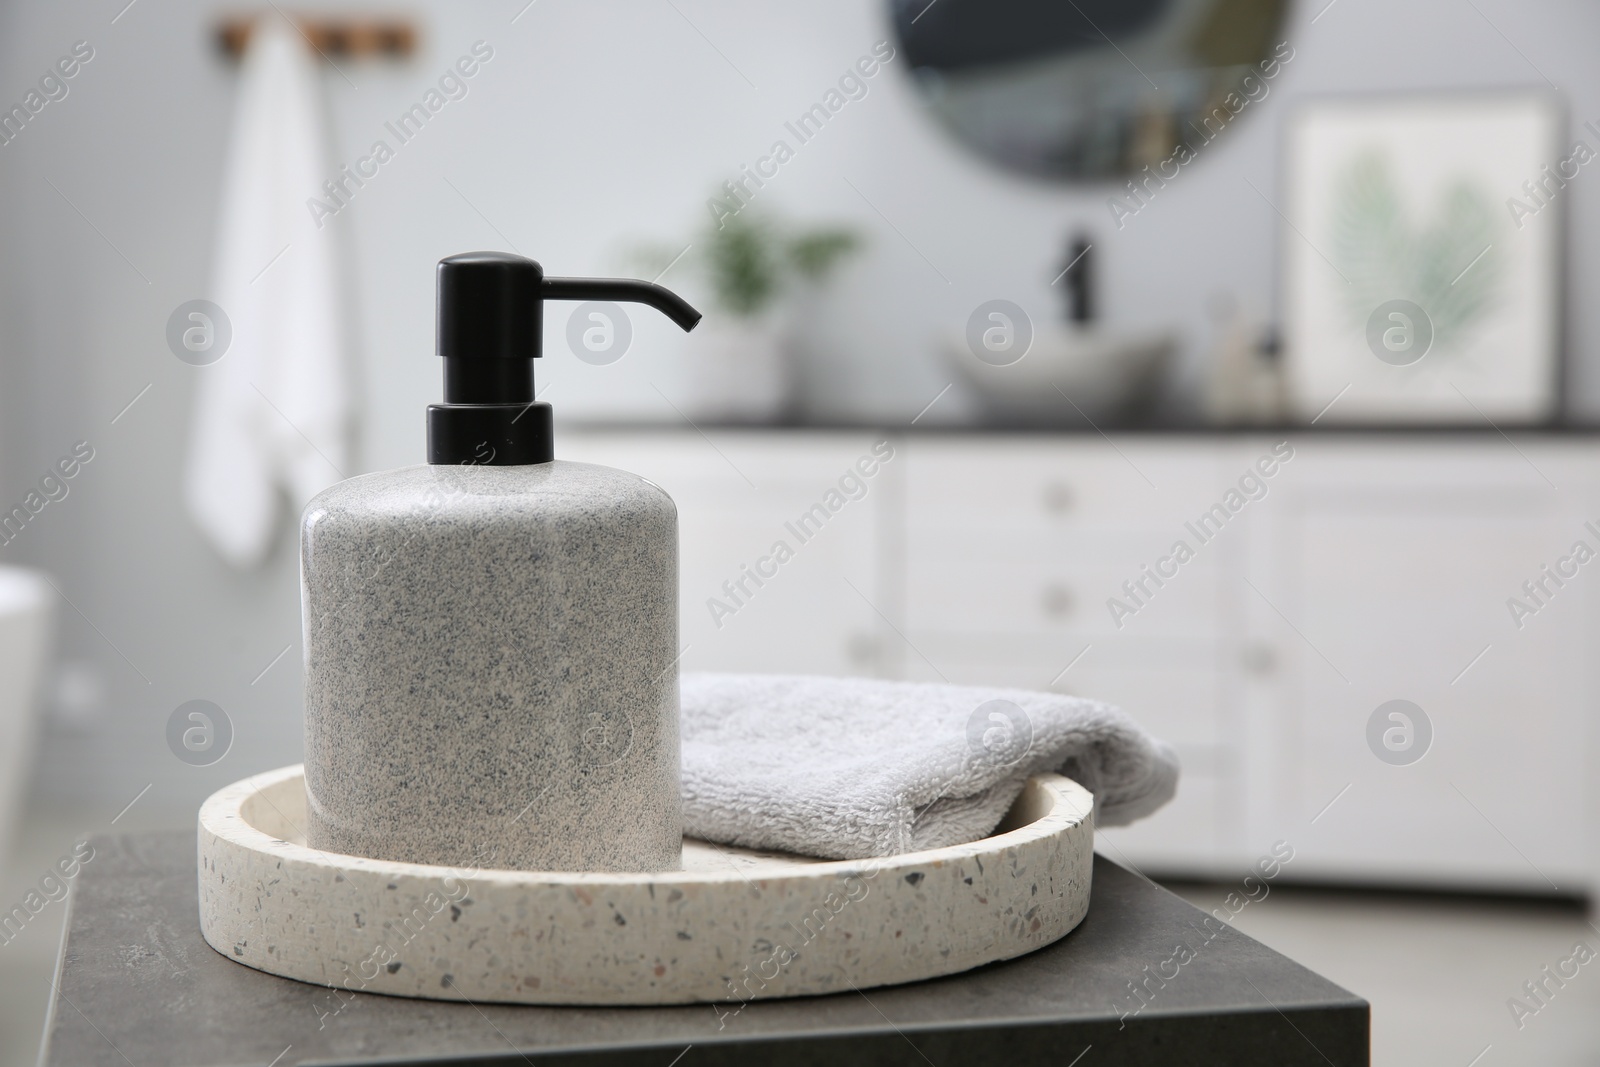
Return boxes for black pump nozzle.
[540,277,701,332]
[428,252,701,465]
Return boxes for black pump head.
[427,251,701,465]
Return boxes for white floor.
[3,798,1597,1066]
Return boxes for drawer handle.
[847,633,882,666]
[1241,643,1276,676]
[1042,482,1074,515]
[1042,584,1074,618]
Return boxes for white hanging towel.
[184,18,350,568]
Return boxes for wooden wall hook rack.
[215,15,418,60]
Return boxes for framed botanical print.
[1282,92,1563,424]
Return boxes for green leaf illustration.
[1329,148,1500,354]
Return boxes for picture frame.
[1281,91,1564,424]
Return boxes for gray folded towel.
[680,672,1180,860]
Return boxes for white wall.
[1,0,1597,813]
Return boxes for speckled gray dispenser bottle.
[300,252,701,873]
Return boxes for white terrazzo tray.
[197,764,1094,1006]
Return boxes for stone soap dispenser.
[301,252,700,873]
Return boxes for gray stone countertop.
[43,831,1368,1066]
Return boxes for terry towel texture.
[681,672,1180,860]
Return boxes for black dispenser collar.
[427,251,702,465]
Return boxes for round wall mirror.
[889,0,1290,181]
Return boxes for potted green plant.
[638,207,859,421]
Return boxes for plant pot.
[676,313,790,423]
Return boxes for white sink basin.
[946,324,1174,426]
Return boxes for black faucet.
[1058,234,1093,325]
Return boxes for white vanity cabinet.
[561,432,896,679]
[1235,437,1599,895]
[564,428,1599,895]
[899,440,1242,874]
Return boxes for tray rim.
[201,762,1094,885]
[199,763,1095,1005]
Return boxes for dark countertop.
[561,419,1600,437]
[43,832,1368,1066]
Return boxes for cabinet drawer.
[898,631,1224,750]
[907,437,1232,527]
[564,431,894,677]
[908,525,1228,637]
